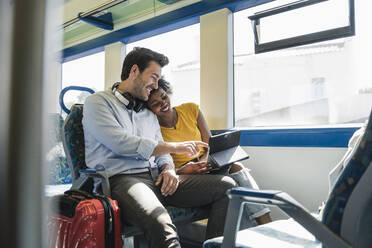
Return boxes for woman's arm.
[196,109,211,162]
[197,109,211,143]
[176,108,213,175]
[176,161,211,175]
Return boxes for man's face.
[132,61,161,101]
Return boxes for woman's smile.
[161,103,170,112]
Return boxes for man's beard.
[133,76,148,101]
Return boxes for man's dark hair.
[121,47,169,81]
[157,78,173,95]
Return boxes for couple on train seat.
[82,47,271,248]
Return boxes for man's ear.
[130,64,139,77]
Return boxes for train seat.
[46,113,71,185]
[63,103,209,246]
[203,109,372,248]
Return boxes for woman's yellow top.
[160,103,206,167]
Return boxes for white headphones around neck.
[111,82,145,112]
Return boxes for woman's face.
[147,88,172,118]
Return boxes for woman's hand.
[177,161,212,175]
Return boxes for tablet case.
[208,130,249,168]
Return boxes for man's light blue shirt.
[82,90,174,177]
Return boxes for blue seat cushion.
[47,113,71,184]
[167,206,209,223]
[47,143,71,184]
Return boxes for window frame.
[248,0,355,54]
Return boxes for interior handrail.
[59,86,95,114]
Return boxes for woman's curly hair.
[157,78,173,95]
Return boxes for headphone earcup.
[112,83,145,112]
[133,100,145,112]
[122,92,135,110]
[120,92,144,112]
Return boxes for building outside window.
[126,24,200,107]
[234,0,372,127]
[61,51,105,111]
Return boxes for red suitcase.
[48,190,123,248]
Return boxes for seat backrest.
[47,113,71,184]
[322,109,372,242]
[61,104,87,184]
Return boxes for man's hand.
[152,141,209,157]
[172,141,209,158]
[155,164,179,196]
[177,161,212,175]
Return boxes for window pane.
[126,24,200,106]
[61,51,105,110]
[258,0,350,44]
[234,1,372,127]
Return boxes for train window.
[233,0,372,127]
[249,0,354,53]
[126,23,200,106]
[61,51,105,109]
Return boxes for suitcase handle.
[64,189,95,199]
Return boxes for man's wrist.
[167,142,177,154]
[161,163,174,172]
[153,141,177,156]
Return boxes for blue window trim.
[62,0,275,61]
[239,127,359,147]
[62,46,105,63]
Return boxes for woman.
[147,78,272,226]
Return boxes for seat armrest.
[79,165,111,196]
[229,188,306,209]
[222,187,351,248]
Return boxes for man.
[82,47,236,248]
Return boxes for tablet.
[207,130,249,168]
